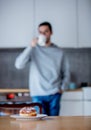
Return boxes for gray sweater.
[15,44,70,96]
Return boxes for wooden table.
[0,116,91,130]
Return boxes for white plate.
[10,114,47,120]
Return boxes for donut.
[19,107,37,117]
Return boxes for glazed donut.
[19,107,37,117]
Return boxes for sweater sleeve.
[15,46,32,69]
[60,53,70,91]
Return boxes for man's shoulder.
[52,43,64,53]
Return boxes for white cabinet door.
[84,102,91,116]
[0,0,34,48]
[60,101,83,116]
[78,0,91,47]
[35,0,77,48]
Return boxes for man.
[15,22,70,116]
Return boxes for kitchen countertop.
[0,89,30,93]
[0,88,82,93]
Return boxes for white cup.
[38,34,46,46]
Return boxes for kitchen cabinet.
[61,91,83,100]
[60,88,91,116]
[60,91,83,116]
[83,87,91,116]
[84,101,91,116]
[0,0,34,48]
[78,0,91,47]
[60,101,83,116]
[0,0,91,48]
[83,87,91,100]
[35,0,77,48]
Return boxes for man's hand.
[31,38,38,47]
[59,90,64,94]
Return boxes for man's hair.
[38,22,52,32]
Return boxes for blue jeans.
[32,93,61,116]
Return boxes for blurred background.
[0,0,91,116]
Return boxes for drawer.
[83,87,91,100]
[61,91,83,100]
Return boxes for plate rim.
[10,114,47,119]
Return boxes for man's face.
[38,25,52,42]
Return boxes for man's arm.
[15,46,32,69]
[15,38,38,69]
[60,53,70,92]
